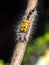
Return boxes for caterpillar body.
[16,8,37,42]
[16,0,38,42]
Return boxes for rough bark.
[10,41,27,65]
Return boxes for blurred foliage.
[0,59,10,65]
[0,60,4,65]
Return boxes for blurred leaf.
[43,33,49,42]
[0,60,4,65]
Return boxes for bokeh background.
[0,0,49,65]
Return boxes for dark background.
[0,0,49,62]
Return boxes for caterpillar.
[16,7,37,42]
